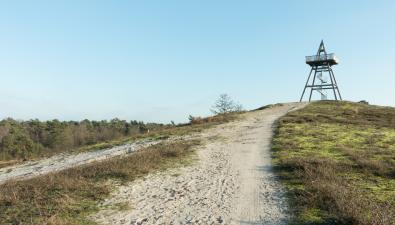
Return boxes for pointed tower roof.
[317,40,327,55]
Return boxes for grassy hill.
[273,101,395,225]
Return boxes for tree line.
[1,94,243,161]
[0,118,163,160]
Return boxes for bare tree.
[211,94,243,115]
[233,102,243,112]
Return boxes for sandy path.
[91,103,306,225]
[0,139,164,184]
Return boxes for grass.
[0,112,240,165]
[0,112,240,225]
[272,100,395,225]
[0,139,200,225]
[0,160,19,169]
[66,112,239,154]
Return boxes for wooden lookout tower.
[300,41,342,102]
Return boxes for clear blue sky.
[1,1,394,123]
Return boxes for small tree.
[211,94,243,115]
[233,103,243,112]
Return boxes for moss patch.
[273,101,395,225]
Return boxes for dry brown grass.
[0,160,20,169]
[281,156,394,225]
[76,112,240,153]
[273,101,395,225]
[0,140,200,225]
[188,112,239,125]
[0,111,241,163]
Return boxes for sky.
[0,0,394,123]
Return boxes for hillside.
[1,101,394,225]
[0,103,304,224]
[273,101,395,225]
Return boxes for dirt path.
[91,103,306,225]
[0,139,163,184]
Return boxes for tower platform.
[305,53,339,66]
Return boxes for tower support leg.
[308,69,318,102]
[329,68,342,100]
[300,67,314,102]
[327,65,338,100]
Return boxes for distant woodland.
[0,118,163,160]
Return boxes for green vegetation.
[0,112,240,165]
[0,140,200,225]
[0,112,240,225]
[0,118,163,161]
[272,101,395,225]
